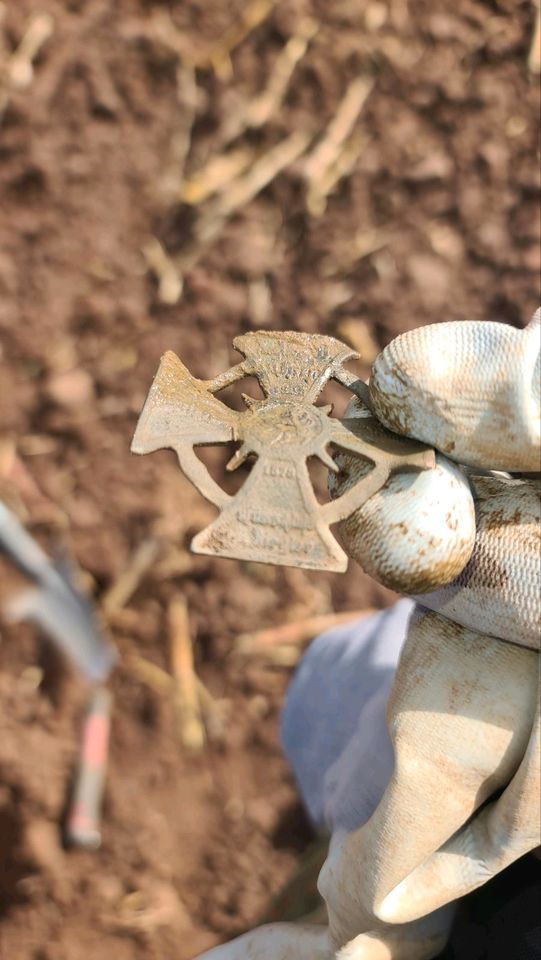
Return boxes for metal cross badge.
[132,331,435,572]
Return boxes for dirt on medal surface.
[0,0,539,957]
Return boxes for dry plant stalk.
[0,8,53,116]
[322,227,390,277]
[529,0,541,73]
[127,652,227,741]
[101,538,160,617]
[5,10,53,89]
[158,64,198,202]
[199,129,311,224]
[126,652,215,707]
[207,0,276,80]
[126,653,173,696]
[179,18,317,207]
[181,147,255,205]
[0,439,67,523]
[146,13,317,302]
[142,237,183,305]
[151,0,275,78]
[236,608,375,653]
[254,644,304,667]
[0,436,16,477]
[168,596,205,750]
[248,277,273,327]
[307,131,367,217]
[218,16,319,145]
[336,318,380,364]
[152,129,311,300]
[155,544,193,579]
[303,75,373,216]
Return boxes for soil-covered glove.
[195,312,541,960]
[318,311,540,954]
[318,608,539,952]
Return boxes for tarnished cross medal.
[131,331,435,572]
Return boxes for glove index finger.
[369,313,540,473]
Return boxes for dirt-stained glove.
[195,311,540,960]
[319,310,540,956]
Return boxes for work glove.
[195,311,540,960]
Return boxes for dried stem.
[126,653,173,696]
[207,0,276,80]
[529,0,541,74]
[181,147,255,205]
[202,129,311,222]
[302,75,373,215]
[168,597,205,750]
[102,538,160,617]
[179,18,317,206]
[0,9,53,118]
[307,131,367,217]
[7,11,53,89]
[142,237,183,305]
[236,608,375,653]
[157,129,311,299]
[218,17,318,145]
[150,0,275,77]
[158,64,198,203]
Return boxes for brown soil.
[0,1,539,958]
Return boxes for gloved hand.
[319,311,541,954]
[195,311,541,960]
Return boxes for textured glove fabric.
[281,599,413,832]
[283,606,541,960]
[369,310,541,472]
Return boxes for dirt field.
[0,1,539,958]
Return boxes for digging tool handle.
[65,686,112,849]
